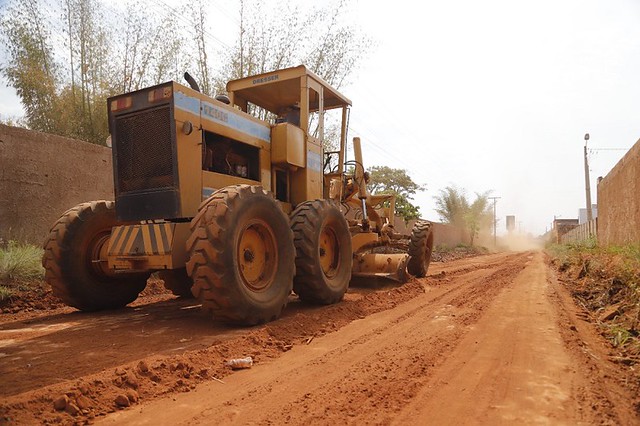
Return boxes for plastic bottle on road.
[225,356,253,369]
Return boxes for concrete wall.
[560,219,597,244]
[597,138,640,246]
[551,218,579,244]
[0,124,113,244]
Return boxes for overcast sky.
[345,0,640,236]
[1,0,638,236]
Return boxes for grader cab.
[42,65,434,325]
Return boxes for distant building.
[578,204,598,224]
[552,218,579,244]
[506,215,516,232]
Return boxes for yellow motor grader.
[42,65,434,325]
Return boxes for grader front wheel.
[186,185,295,325]
[290,200,352,304]
[407,220,434,278]
[42,200,149,311]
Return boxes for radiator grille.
[115,106,174,193]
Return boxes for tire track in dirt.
[97,252,530,425]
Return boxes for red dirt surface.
[1,252,638,425]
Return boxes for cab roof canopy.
[226,65,352,115]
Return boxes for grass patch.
[0,285,14,302]
[0,240,45,289]
[548,242,640,360]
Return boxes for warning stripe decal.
[108,223,174,256]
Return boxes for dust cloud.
[497,232,544,252]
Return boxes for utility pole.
[488,196,501,247]
[584,133,593,222]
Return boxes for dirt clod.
[125,371,139,388]
[53,395,68,411]
[114,394,130,408]
[126,389,139,403]
[65,402,81,416]
[75,395,92,410]
[137,360,149,374]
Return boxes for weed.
[0,285,14,302]
[609,325,633,348]
[0,240,44,286]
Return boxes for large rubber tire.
[290,200,352,304]
[42,201,149,311]
[407,220,434,278]
[186,185,295,325]
[158,268,194,298]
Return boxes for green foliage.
[366,166,425,222]
[0,286,13,302]
[1,0,371,146]
[1,0,59,133]
[0,240,45,284]
[1,0,207,145]
[433,186,493,245]
[434,186,468,228]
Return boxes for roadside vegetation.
[0,240,44,302]
[433,185,493,246]
[548,241,640,364]
[0,0,370,146]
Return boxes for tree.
[367,166,425,222]
[434,186,493,245]
[1,0,371,147]
[216,0,371,94]
[1,0,191,144]
[1,0,59,133]
[193,0,212,95]
[464,191,493,246]
[434,186,468,229]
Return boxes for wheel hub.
[89,233,115,278]
[319,226,339,278]
[237,220,277,292]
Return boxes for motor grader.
[42,65,434,325]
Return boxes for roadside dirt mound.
[0,280,65,314]
[431,245,489,263]
[0,277,174,324]
[0,280,425,424]
[547,252,640,415]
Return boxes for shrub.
[0,240,45,285]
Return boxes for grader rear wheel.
[290,200,352,304]
[158,268,194,298]
[186,185,295,325]
[42,200,149,311]
[407,220,434,278]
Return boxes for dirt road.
[1,251,638,425]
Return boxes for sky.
[1,0,639,236]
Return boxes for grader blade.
[352,252,409,283]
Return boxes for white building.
[578,204,598,224]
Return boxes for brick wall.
[0,124,113,244]
[597,138,640,246]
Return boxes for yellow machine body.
[106,66,353,272]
